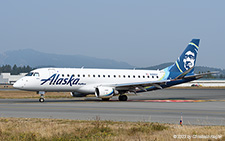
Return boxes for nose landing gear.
[37,91,45,103]
[39,96,45,103]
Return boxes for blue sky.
[1,0,225,68]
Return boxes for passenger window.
[138,75,140,78]
[143,76,145,78]
[78,74,80,77]
[108,75,110,78]
[88,74,90,77]
[67,74,70,77]
[114,75,116,78]
[118,75,121,78]
[93,75,95,77]
[128,75,130,78]
[103,75,105,78]
[152,76,154,78]
[123,75,126,78]
[83,75,85,77]
[147,76,150,78]
[72,74,75,77]
[156,76,159,78]
[133,75,135,78]
[62,74,64,77]
[98,75,100,77]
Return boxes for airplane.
[13,39,215,102]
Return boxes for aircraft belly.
[43,85,82,92]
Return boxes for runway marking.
[126,99,225,103]
[128,100,195,102]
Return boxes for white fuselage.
[14,68,165,94]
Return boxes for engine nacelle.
[95,86,115,98]
[70,92,87,97]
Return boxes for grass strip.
[0,117,224,140]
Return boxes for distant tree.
[25,65,32,72]
[0,64,33,75]
[2,65,11,73]
[12,64,18,75]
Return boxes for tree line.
[0,65,33,75]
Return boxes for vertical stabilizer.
[169,39,200,73]
[163,39,200,79]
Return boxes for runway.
[0,89,225,125]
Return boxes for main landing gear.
[118,95,128,101]
[102,98,110,101]
[101,95,128,101]
[37,91,45,103]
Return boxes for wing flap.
[113,80,170,90]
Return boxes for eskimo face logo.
[183,51,195,70]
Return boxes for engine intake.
[95,86,114,98]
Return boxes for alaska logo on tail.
[163,39,200,79]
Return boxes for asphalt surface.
[0,89,225,125]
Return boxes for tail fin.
[164,39,200,79]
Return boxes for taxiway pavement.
[0,89,224,125]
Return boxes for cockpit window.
[25,72,34,76]
[25,72,39,77]
[33,72,40,77]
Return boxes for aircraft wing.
[111,67,193,91]
[112,79,171,91]
[109,71,218,92]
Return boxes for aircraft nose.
[13,79,23,89]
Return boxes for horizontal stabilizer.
[183,71,219,79]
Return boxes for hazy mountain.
[138,62,173,70]
[1,49,224,76]
[0,49,134,69]
[139,62,225,75]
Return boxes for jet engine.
[95,86,115,98]
[70,92,87,97]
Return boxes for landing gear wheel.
[39,98,45,103]
[119,95,128,101]
[102,98,110,101]
[38,91,46,103]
